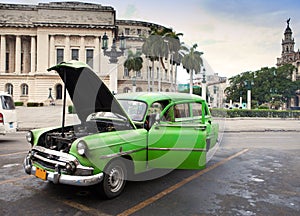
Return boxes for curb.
[223,129,300,133]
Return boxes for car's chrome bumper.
[23,152,103,186]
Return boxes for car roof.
[116,92,204,105]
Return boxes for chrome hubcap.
[108,166,124,193]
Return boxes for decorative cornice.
[0,2,114,12]
[116,19,163,29]
[0,22,116,30]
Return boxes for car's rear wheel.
[102,158,127,199]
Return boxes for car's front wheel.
[102,158,127,199]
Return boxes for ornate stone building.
[276,19,300,107]
[0,2,176,104]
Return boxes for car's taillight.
[0,113,3,124]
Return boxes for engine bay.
[37,119,132,153]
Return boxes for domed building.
[0,2,177,104]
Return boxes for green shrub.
[14,101,24,106]
[27,102,44,107]
[211,108,300,118]
[68,105,76,114]
[258,105,269,110]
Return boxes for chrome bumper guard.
[23,146,103,186]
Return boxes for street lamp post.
[101,33,126,94]
[48,88,54,106]
[244,80,253,109]
[132,76,136,92]
[213,85,218,108]
[201,68,206,101]
[48,88,53,100]
[239,91,243,109]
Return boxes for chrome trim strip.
[148,147,206,152]
[31,166,103,186]
[23,154,102,186]
[33,146,77,162]
[31,146,94,174]
[158,124,206,128]
[100,147,146,159]
[33,153,67,167]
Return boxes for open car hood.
[48,60,134,127]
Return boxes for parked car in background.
[0,92,17,135]
[23,60,219,199]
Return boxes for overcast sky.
[3,0,300,79]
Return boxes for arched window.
[123,87,131,93]
[21,84,29,96]
[56,84,62,99]
[5,83,13,95]
[136,87,142,92]
[124,68,129,77]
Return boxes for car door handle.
[194,126,206,131]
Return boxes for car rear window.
[1,95,15,110]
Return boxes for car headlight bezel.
[77,141,88,156]
[26,131,34,146]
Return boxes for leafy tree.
[225,64,300,109]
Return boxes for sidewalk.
[16,105,80,131]
[15,106,300,132]
[216,118,300,133]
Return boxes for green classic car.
[23,60,219,198]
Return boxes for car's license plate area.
[35,167,47,180]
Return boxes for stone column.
[94,36,100,73]
[15,35,21,73]
[36,31,49,72]
[49,35,55,67]
[30,36,36,73]
[0,35,6,73]
[65,35,70,62]
[79,36,85,62]
[23,38,30,73]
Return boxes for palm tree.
[164,30,183,91]
[123,50,143,92]
[142,26,170,91]
[142,35,158,91]
[181,44,203,94]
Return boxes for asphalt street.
[0,132,299,215]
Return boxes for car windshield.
[118,100,147,122]
[1,95,15,110]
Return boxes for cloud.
[201,39,225,46]
[122,4,138,19]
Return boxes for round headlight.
[77,141,87,156]
[26,131,33,145]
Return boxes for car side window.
[191,102,202,117]
[174,103,190,121]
